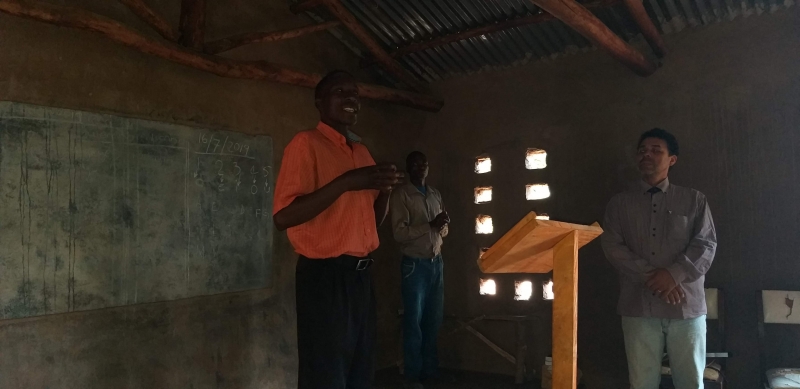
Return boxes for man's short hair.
[315,70,354,101]
[638,128,679,156]
[406,151,426,168]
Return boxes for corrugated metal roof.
[300,0,794,83]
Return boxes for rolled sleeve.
[669,196,717,284]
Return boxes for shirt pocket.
[667,213,691,242]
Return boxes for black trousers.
[296,255,377,389]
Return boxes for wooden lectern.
[478,212,603,389]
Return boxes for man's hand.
[660,286,685,305]
[430,211,450,230]
[338,163,403,192]
[647,268,683,302]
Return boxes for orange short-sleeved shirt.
[273,122,379,259]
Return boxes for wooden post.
[178,0,205,50]
[0,0,444,112]
[552,230,579,389]
[117,0,178,41]
[204,21,341,54]
[622,0,667,58]
[320,0,428,92]
[528,0,656,76]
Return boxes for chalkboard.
[0,102,273,319]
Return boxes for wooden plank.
[117,0,178,41]
[479,212,602,274]
[0,0,444,112]
[178,0,205,50]
[458,319,517,365]
[552,231,579,389]
[527,0,657,76]
[479,212,541,272]
[320,0,428,92]
[622,0,667,57]
[391,0,620,58]
[204,21,341,54]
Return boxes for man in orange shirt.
[273,70,403,389]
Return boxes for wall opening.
[515,280,533,301]
[474,186,492,204]
[535,213,550,220]
[475,215,493,234]
[480,279,496,295]
[543,280,554,300]
[475,157,492,174]
[526,184,551,200]
[525,148,547,169]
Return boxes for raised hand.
[339,163,404,192]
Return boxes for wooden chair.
[757,290,800,389]
[659,288,728,389]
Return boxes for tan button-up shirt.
[390,182,447,259]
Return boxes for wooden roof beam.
[117,0,178,41]
[178,0,205,50]
[205,21,341,54]
[318,0,428,92]
[527,0,657,76]
[391,0,619,58]
[289,0,324,14]
[0,0,443,112]
[622,0,667,58]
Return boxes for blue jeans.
[621,316,707,389]
[401,255,444,382]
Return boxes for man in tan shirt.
[391,151,449,389]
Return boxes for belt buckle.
[356,259,372,271]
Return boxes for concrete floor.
[373,368,539,389]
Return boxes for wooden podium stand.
[478,212,603,389]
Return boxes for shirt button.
[653,210,657,213]
[651,252,655,255]
[652,234,656,237]
[653,228,656,231]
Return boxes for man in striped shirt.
[273,71,403,389]
[602,128,717,389]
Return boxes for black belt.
[301,255,374,271]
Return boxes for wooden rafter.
[0,0,443,112]
[289,0,324,14]
[178,0,205,50]
[390,0,620,59]
[117,0,177,41]
[318,0,428,92]
[528,0,657,76]
[622,0,666,57]
[205,21,341,54]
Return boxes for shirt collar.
[402,180,428,195]
[316,121,348,149]
[640,177,670,194]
